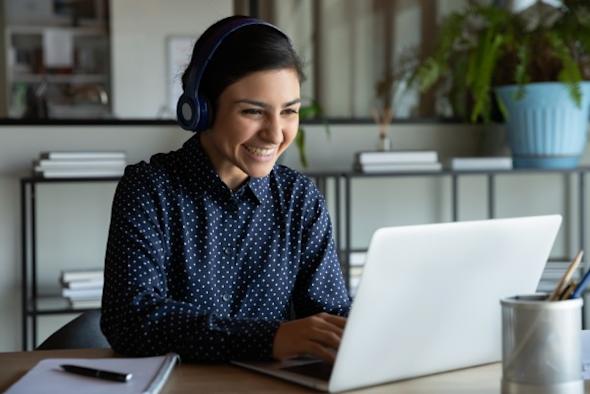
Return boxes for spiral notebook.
[5,353,179,394]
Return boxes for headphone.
[176,17,289,132]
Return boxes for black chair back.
[36,310,110,350]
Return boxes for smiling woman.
[100,15,351,364]
[201,69,301,188]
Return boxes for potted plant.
[411,0,590,168]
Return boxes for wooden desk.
[0,348,582,393]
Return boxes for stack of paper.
[60,269,103,309]
[34,151,127,178]
[354,150,441,173]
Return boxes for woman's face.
[200,68,301,190]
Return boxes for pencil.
[549,250,584,301]
[559,281,577,300]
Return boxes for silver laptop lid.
[329,215,562,392]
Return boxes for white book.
[38,168,124,178]
[41,151,127,161]
[36,159,127,169]
[35,165,125,175]
[357,162,442,173]
[62,288,102,300]
[69,299,102,309]
[61,270,103,283]
[356,150,438,165]
[62,279,104,289]
[449,157,512,171]
[349,266,364,278]
[349,251,367,266]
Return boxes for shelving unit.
[339,168,589,299]
[21,167,590,349]
[21,176,119,350]
[3,2,111,119]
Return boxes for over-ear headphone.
[176,17,289,132]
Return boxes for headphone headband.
[177,17,290,132]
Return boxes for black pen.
[60,364,132,382]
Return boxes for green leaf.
[495,94,509,121]
[547,32,583,107]
[299,103,319,120]
[295,128,307,169]
[416,58,441,91]
[470,31,505,122]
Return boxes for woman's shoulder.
[272,164,322,199]
[119,147,185,190]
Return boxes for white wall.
[110,0,233,118]
[0,122,588,351]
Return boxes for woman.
[100,15,351,363]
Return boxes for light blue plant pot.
[495,82,590,169]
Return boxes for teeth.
[245,145,275,156]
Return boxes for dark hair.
[181,16,305,119]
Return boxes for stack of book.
[34,151,127,178]
[60,269,104,309]
[354,150,441,173]
[448,156,513,171]
[348,251,367,298]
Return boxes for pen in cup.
[548,250,583,301]
[571,264,590,299]
[559,282,577,300]
[60,364,132,383]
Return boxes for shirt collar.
[246,175,270,204]
[180,134,271,205]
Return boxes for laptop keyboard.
[281,361,333,381]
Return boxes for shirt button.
[223,247,231,256]
[222,293,231,302]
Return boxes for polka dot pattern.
[100,134,351,361]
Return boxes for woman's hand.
[272,312,347,363]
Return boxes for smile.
[244,145,277,157]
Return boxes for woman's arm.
[100,167,282,361]
[273,183,352,363]
[291,187,351,318]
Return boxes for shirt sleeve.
[292,183,352,318]
[100,165,282,362]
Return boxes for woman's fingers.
[320,313,347,329]
[306,340,337,364]
[273,313,348,362]
[310,313,345,338]
[309,328,341,350]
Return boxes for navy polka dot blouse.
[100,134,351,361]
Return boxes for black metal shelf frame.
[342,168,589,314]
[20,177,120,350]
[21,168,590,350]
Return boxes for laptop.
[232,215,562,392]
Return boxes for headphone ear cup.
[194,95,212,132]
[176,94,200,131]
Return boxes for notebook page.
[6,354,178,394]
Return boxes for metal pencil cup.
[501,294,583,394]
